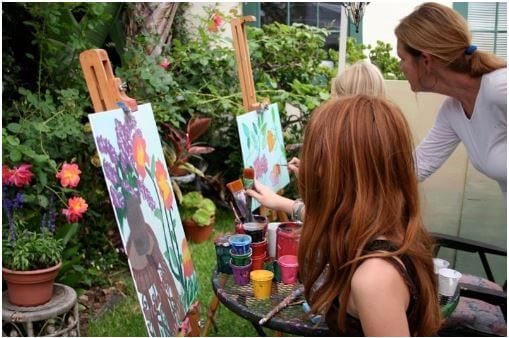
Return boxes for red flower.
[208,13,224,32]
[56,163,81,188]
[8,164,34,187]
[182,238,194,278]
[160,58,170,70]
[133,131,149,179]
[155,160,173,209]
[2,165,12,185]
[62,196,88,223]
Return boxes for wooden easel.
[231,16,289,223]
[79,49,200,337]
[201,17,291,337]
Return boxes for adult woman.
[248,96,441,335]
[395,2,507,197]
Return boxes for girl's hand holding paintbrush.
[245,181,296,216]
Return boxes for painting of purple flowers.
[89,103,197,337]
[237,103,290,209]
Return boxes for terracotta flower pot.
[3,262,62,307]
[183,217,215,244]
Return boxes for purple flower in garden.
[97,136,119,164]
[138,180,156,210]
[40,196,57,233]
[2,188,23,243]
[253,155,268,179]
[109,186,125,209]
[103,162,119,185]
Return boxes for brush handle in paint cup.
[438,268,462,297]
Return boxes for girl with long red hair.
[248,95,441,335]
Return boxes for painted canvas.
[237,103,290,209]
[89,103,197,337]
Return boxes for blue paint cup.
[228,234,252,255]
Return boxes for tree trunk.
[126,3,179,57]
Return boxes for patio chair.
[432,232,507,336]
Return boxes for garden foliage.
[3,3,404,289]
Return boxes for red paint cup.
[252,252,267,271]
[276,222,302,259]
[250,238,267,257]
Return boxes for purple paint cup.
[230,260,252,285]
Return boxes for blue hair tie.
[465,44,477,55]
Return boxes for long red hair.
[298,95,440,335]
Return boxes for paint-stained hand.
[288,157,300,175]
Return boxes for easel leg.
[201,274,228,336]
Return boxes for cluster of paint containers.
[214,216,302,299]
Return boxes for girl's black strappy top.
[324,240,419,336]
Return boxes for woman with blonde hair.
[331,60,386,98]
[248,95,441,335]
[395,2,506,197]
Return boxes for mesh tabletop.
[212,271,331,336]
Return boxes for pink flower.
[56,163,81,188]
[208,13,224,32]
[62,196,88,223]
[3,165,12,185]
[8,164,34,187]
[159,58,170,70]
[213,13,224,27]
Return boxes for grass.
[86,207,272,336]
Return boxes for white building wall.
[362,1,452,56]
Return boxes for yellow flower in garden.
[155,160,173,209]
[56,163,81,188]
[133,132,149,179]
[267,130,276,152]
[182,238,194,278]
[91,152,101,167]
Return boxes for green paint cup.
[230,248,252,266]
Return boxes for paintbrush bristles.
[242,167,255,180]
[226,179,244,193]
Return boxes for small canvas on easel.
[89,103,198,337]
[237,103,290,209]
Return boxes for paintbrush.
[259,286,304,325]
[242,167,255,222]
[226,179,248,219]
[229,201,241,223]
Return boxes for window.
[243,2,362,50]
[455,2,507,60]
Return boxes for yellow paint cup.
[250,269,274,300]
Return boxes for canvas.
[237,103,290,209]
[89,103,197,337]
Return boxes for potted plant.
[2,162,88,306]
[180,191,216,243]
[161,117,215,201]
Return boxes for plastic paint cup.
[276,222,302,259]
[230,261,252,285]
[214,234,232,274]
[250,270,274,300]
[243,222,265,243]
[230,248,252,266]
[228,234,252,254]
[250,238,267,257]
[438,268,462,297]
[433,258,450,274]
[251,252,267,271]
[278,255,299,284]
[267,223,280,258]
